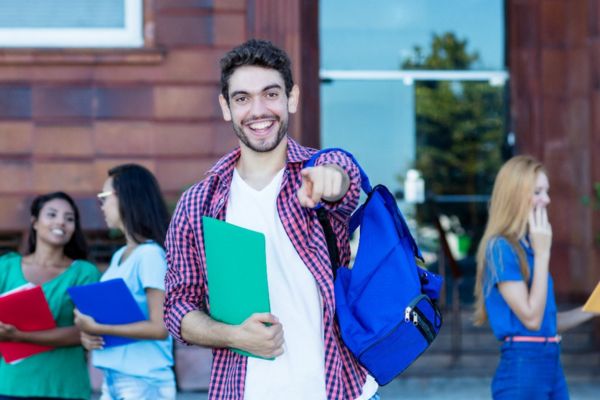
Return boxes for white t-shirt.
[226,168,377,400]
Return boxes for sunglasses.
[97,190,115,205]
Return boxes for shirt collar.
[206,136,314,179]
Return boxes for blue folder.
[67,278,146,347]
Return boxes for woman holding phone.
[474,155,596,399]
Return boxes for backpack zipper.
[404,294,436,344]
[413,305,436,344]
[358,294,437,360]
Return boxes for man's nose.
[249,97,267,115]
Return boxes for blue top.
[92,242,174,382]
[483,236,557,340]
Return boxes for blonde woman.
[474,155,595,400]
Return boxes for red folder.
[0,286,56,363]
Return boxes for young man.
[164,39,378,400]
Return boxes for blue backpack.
[305,148,444,385]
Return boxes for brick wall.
[0,0,319,231]
[508,0,600,298]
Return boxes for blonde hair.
[473,155,546,326]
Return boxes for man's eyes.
[233,92,280,103]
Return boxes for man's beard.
[232,116,288,153]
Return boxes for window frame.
[0,0,143,48]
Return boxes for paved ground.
[93,377,600,399]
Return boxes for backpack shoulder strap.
[316,207,340,278]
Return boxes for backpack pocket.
[357,294,442,385]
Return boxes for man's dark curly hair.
[220,39,294,103]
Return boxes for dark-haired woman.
[74,164,175,400]
[0,192,100,399]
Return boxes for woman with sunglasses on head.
[74,164,175,400]
[0,192,100,400]
[474,155,596,400]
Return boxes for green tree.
[403,32,507,252]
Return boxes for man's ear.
[218,94,232,121]
[288,85,300,114]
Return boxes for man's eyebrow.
[230,84,283,99]
[230,90,249,98]
[262,84,283,92]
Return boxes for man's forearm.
[180,310,238,348]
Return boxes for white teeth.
[248,121,273,130]
[51,229,65,236]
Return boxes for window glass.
[320,0,507,302]
[0,0,124,28]
[321,0,504,70]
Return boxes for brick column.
[508,0,599,298]
[247,0,321,148]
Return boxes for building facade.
[0,0,597,300]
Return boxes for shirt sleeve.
[314,150,362,219]
[137,244,168,291]
[81,262,101,285]
[164,193,205,344]
[0,253,19,293]
[486,237,524,284]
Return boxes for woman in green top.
[0,192,100,400]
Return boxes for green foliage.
[403,32,505,196]
[581,182,600,244]
[402,32,507,250]
[402,33,480,70]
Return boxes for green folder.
[202,216,271,358]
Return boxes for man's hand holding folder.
[232,313,284,359]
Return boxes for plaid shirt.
[164,138,367,399]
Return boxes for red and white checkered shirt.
[164,138,367,399]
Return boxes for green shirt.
[0,252,101,399]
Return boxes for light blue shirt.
[483,236,557,340]
[92,242,174,382]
